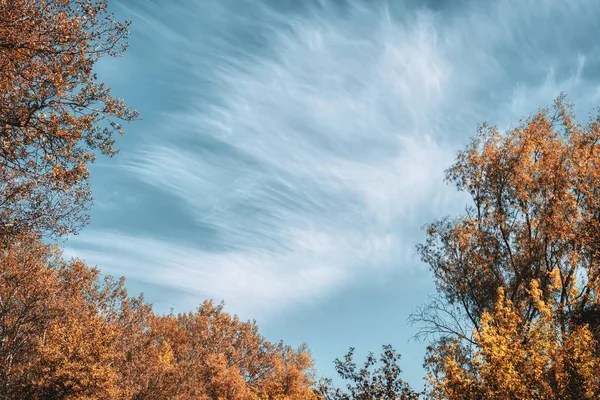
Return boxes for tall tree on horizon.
[413,95,600,398]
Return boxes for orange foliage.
[0,0,137,238]
[147,302,319,399]
[419,96,600,399]
[0,235,319,399]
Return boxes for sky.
[64,0,600,390]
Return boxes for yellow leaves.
[157,341,175,371]
[528,279,552,316]
[429,282,600,400]
[203,352,251,399]
[549,268,562,290]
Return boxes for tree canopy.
[0,0,138,238]
[0,234,320,399]
[415,96,600,399]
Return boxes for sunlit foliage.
[0,0,138,238]
[417,96,600,399]
[0,235,319,400]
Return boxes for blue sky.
[65,0,600,389]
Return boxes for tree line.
[1,1,599,399]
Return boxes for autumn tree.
[414,95,600,398]
[110,296,179,400]
[318,345,421,400]
[148,301,320,400]
[0,233,320,399]
[0,235,62,398]
[0,234,126,399]
[0,0,137,238]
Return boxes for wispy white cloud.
[66,230,352,317]
[76,0,600,318]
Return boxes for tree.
[414,95,600,398]
[0,234,64,398]
[0,234,126,399]
[0,233,320,399]
[0,0,137,238]
[319,345,421,400]
[151,301,320,400]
